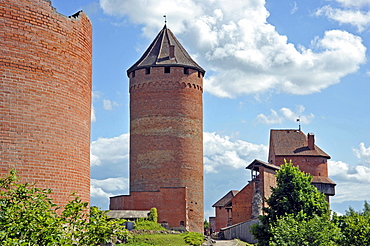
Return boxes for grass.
[121,233,190,246]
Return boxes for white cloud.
[353,142,370,166]
[204,132,268,173]
[90,133,129,167]
[100,0,367,98]
[330,0,370,8]
[291,2,298,14]
[90,185,114,198]
[329,160,370,203]
[256,105,314,125]
[103,99,119,111]
[316,6,370,32]
[91,106,96,122]
[91,177,128,192]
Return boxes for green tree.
[0,169,129,245]
[270,211,340,246]
[334,201,370,246]
[203,220,210,229]
[251,160,329,246]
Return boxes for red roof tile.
[270,129,330,158]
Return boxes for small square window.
[145,68,150,75]
[184,68,189,74]
[164,67,170,73]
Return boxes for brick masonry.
[0,0,92,206]
[111,66,204,233]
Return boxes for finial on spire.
[297,117,301,131]
[163,15,167,24]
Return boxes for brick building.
[110,25,205,233]
[0,0,92,206]
[211,129,336,232]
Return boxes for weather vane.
[163,15,167,24]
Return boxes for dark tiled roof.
[312,176,336,185]
[212,190,239,207]
[246,159,280,171]
[270,129,330,158]
[127,25,205,76]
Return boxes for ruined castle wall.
[110,187,188,230]
[0,0,92,205]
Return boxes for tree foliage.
[203,220,210,229]
[333,201,370,246]
[269,211,340,246]
[251,160,330,246]
[0,169,129,245]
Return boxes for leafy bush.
[134,218,165,230]
[182,232,205,246]
[0,169,130,245]
[148,208,158,223]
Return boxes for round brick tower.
[127,25,205,233]
[0,0,92,206]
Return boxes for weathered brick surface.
[111,66,204,233]
[0,0,92,206]
[214,206,231,232]
[274,156,328,177]
[110,187,188,230]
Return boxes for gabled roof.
[270,129,330,158]
[212,190,239,207]
[127,25,205,76]
[246,159,280,171]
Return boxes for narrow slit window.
[164,67,170,73]
[145,68,150,74]
[132,71,136,78]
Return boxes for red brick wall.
[0,0,92,206]
[127,66,203,233]
[214,206,231,232]
[110,187,188,230]
[232,183,254,225]
[274,156,328,177]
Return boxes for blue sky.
[52,0,370,218]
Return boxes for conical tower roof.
[127,25,205,76]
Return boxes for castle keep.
[0,0,92,206]
[211,130,336,234]
[110,25,205,233]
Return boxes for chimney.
[169,45,175,59]
[308,133,315,150]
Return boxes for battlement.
[129,81,203,92]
